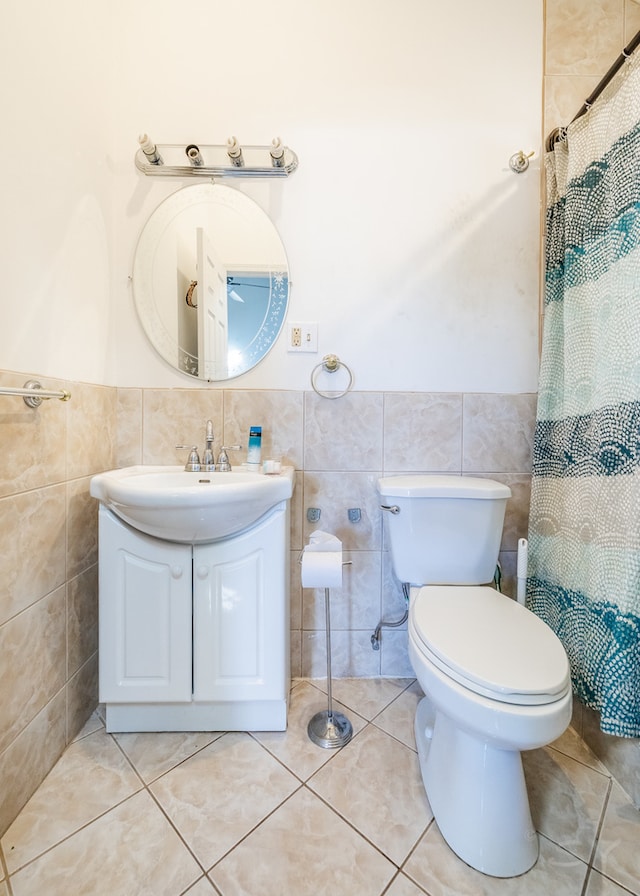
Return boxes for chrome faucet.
[178,423,239,472]
[202,420,215,471]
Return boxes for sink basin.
[90,465,295,543]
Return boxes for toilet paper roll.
[307,530,342,552]
[301,551,343,588]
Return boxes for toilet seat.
[411,586,570,706]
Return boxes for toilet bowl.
[376,474,572,878]
[409,585,571,877]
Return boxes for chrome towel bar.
[0,380,71,408]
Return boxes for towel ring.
[311,354,354,399]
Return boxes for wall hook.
[509,150,535,173]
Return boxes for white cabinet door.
[98,507,192,703]
[193,504,288,703]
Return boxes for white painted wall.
[0,0,542,393]
[0,0,115,383]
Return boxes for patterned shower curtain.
[528,52,640,737]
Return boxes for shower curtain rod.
[546,27,640,151]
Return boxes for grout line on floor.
[398,816,437,889]
[2,787,146,879]
[0,845,12,896]
[206,782,306,875]
[547,738,612,781]
[301,771,429,875]
[579,775,614,896]
[145,784,209,876]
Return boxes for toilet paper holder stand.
[304,559,354,749]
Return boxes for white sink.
[90,464,294,543]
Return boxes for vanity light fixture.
[226,136,244,167]
[138,133,163,165]
[134,134,298,178]
[186,144,204,166]
[270,137,285,167]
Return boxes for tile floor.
[1,678,639,896]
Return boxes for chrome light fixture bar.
[135,134,298,179]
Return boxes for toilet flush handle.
[380,504,400,514]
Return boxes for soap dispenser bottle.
[246,426,262,471]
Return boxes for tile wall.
[116,387,535,680]
[543,0,640,139]
[543,0,640,803]
[0,371,117,835]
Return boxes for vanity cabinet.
[98,503,290,732]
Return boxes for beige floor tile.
[209,786,396,896]
[373,680,423,750]
[523,746,610,862]
[2,729,142,874]
[593,781,640,894]
[308,723,432,866]
[312,676,415,720]
[549,725,609,774]
[252,679,367,780]
[114,730,222,783]
[183,876,219,894]
[72,709,104,741]
[385,874,429,896]
[586,869,640,895]
[4,679,640,896]
[8,791,201,896]
[150,732,300,870]
[404,826,589,895]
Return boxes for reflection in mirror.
[133,183,289,380]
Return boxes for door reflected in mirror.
[133,183,289,380]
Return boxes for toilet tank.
[377,475,511,585]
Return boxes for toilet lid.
[411,586,570,705]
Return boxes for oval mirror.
[133,183,289,380]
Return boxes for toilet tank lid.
[377,475,511,500]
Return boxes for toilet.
[377,474,571,878]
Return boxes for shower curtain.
[528,51,640,737]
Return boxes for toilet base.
[415,697,539,878]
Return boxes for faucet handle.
[176,445,201,472]
[216,445,241,472]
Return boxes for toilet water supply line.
[371,537,529,649]
[371,583,410,650]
